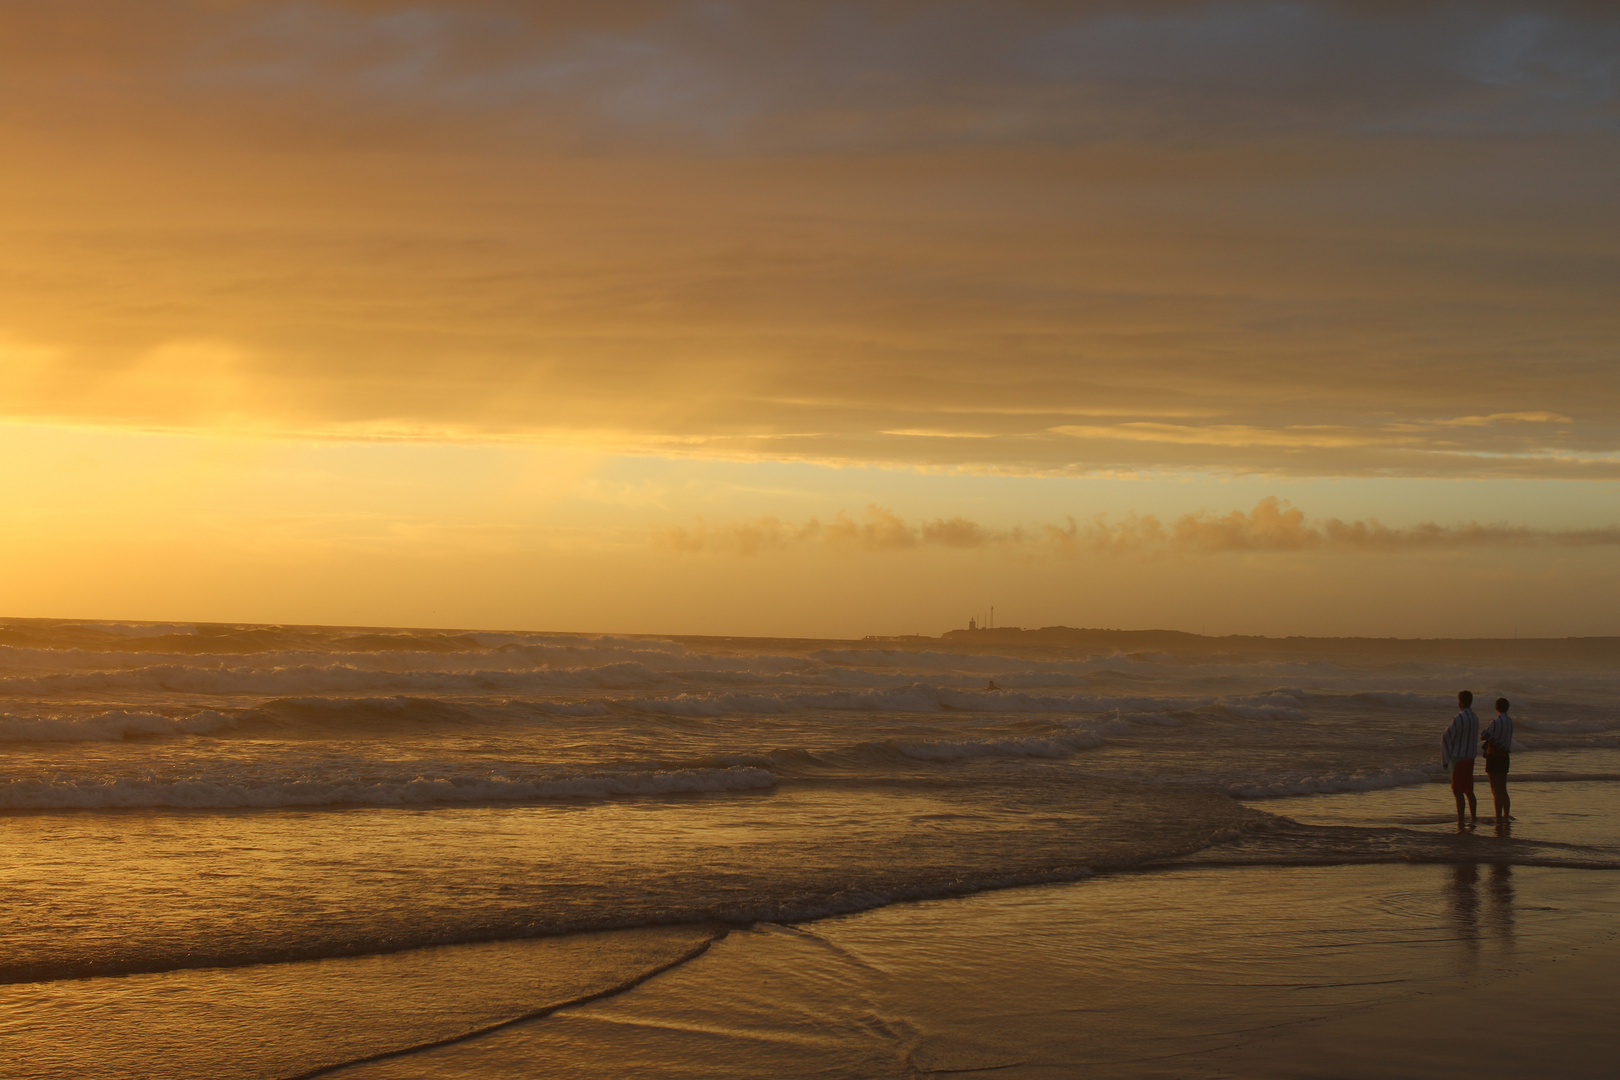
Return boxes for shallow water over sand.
[13,858,1611,1080]
[325,861,1620,1080]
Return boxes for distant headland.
[890,624,1620,665]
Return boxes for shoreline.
[6,851,1617,1077]
[7,731,1617,1079]
[319,860,1620,1080]
[6,770,1618,988]
[6,854,1613,1075]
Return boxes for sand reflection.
[1487,863,1517,947]
[1445,862,1517,964]
[1445,863,1482,958]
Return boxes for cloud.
[663,498,1620,557]
[1053,498,1620,554]
[6,2,1618,150]
[824,505,920,551]
[1050,423,1409,449]
[1053,497,1620,554]
[659,504,1017,555]
[656,515,820,556]
[1432,411,1574,427]
[1,2,1617,480]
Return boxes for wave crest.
[1232,767,1434,799]
[0,710,236,743]
[0,766,778,810]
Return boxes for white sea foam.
[0,766,778,810]
[1114,710,1182,726]
[0,660,763,696]
[0,689,1195,744]
[1513,737,1620,750]
[1232,768,1434,799]
[1210,703,1311,722]
[0,710,236,742]
[883,728,1109,761]
[619,685,1199,717]
[1516,717,1620,734]
[1349,691,1448,708]
[62,623,199,638]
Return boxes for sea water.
[1,619,1616,1076]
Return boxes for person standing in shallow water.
[1482,696,1514,824]
[1442,690,1480,829]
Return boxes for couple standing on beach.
[1442,690,1514,830]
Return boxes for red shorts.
[1451,758,1475,794]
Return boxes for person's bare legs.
[1489,774,1510,822]
[1454,780,1478,829]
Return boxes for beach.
[1,619,1616,1077]
[8,3,1620,1075]
[327,862,1620,1080]
[8,859,1617,1078]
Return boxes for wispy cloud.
[658,515,820,556]
[661,498,1620,557]
[658,505,1019,555]
[1431,412,1574,427]
[1049,423,1408,450]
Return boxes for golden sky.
[2,1,1618,636]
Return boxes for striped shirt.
[1442,708,1479,768]
[1483,712,1514,754]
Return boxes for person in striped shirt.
[1441,690,1480,829]
[1482,697,1514,824]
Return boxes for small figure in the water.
[986,679,998,691]
[1482,696,1514,824]
[1442,690,1480,829]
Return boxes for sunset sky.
[3,0,1618,637]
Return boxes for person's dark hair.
[1459,690,1473,707]
[1496,697,1510,713]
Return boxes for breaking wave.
[0,765,778,811]
[0,709,237,743]
[877,728,1109,761]
[1517,717,1620,734]
[1231,767,1436,799]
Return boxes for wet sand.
[1203,929,1620,1079]
[0,926,721,1080]
[311,770,1620,1079]
[325,860,1618,1079]
[6,859,1614,1079]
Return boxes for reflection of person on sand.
[1482,697,1514,824]
[1442,690,1480,829]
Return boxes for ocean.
[2,619,1617,1077]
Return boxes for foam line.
[0,766,779,810]
[1232,768,1434,798]
[0,710,236,743]
[281,928,730,1080]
